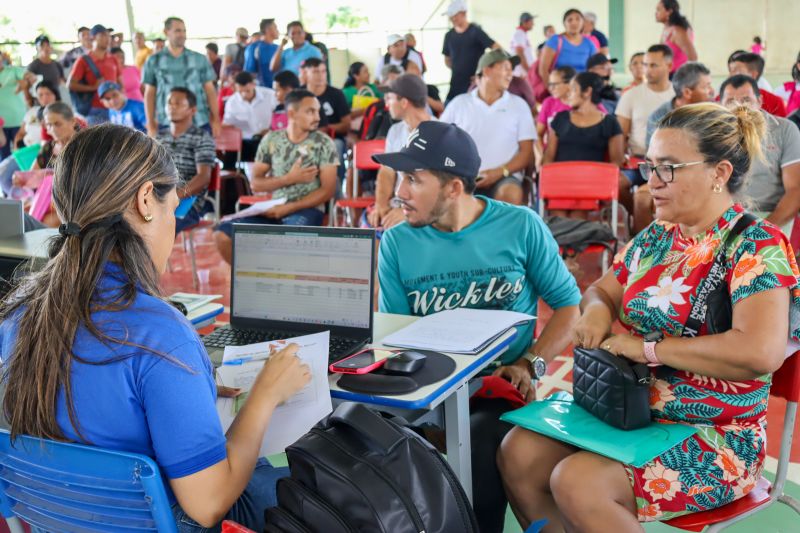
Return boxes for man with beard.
[214,89,338,264]
[374,120,580,533]
[586,52,620,114]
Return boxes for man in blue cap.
[98,81,146,132]
[67,24,122,125]
[374,120,580,533]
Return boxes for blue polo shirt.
[279,42,323,75]
[0,263,226,498]
[244,41,279,87]
[378,197,581,364]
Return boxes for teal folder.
[500,392,698,468]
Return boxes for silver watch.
[522,353,547,379]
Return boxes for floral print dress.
[613,205,800,522]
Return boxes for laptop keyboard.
[203,326,364,361]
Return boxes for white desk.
[329,313,517,503]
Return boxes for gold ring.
[603,344,611,350]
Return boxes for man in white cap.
[376,34,424,78]
[583,11,609,56]
[442,0,500,103]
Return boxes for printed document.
[216,331,332,456]
[381,308,535,354]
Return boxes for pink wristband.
[643,341,661,367]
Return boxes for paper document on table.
[168,292,222,313]
[381,308,536,354]
[215,331,332,456]
[220,197,287,222]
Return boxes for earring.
[143,214,153,222]
[712,183,723,193]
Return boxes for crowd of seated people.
[3,1,800,532]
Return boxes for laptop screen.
[232,226,374,329]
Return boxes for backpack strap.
[82,54,101,80]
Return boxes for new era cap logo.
[445,157,456,167]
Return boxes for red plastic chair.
[663,351,800,531]
[215,125,243,169]
[538,161,620,270]
[333,139,385,227]
[182,164,223,288]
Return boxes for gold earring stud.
[143,214,153,222]
[712,183,723,193]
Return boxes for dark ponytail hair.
[573,71,604,104]
[1,124,180,443]
[344,61,365,88]
[661,0,690,30]
[792,50,800,83]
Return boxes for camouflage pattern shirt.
[255,129,339,205]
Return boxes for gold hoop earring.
[712,183,723,194]
[143,214,153,222]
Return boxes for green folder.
[500,392,698,468]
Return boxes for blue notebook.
[175,196,196,218]
[500,392,698,468]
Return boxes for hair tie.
[58,214,123,238]
[58,222,81,237]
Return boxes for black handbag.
[572,347,652,430]
[572,212,757,430]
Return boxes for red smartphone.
[329,349,394,374]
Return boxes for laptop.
[0,200,24,238]
[203,224,376,365]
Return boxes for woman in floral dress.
[498,102,800,532]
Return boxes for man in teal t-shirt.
[374,121,580,533]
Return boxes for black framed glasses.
[546,81,565,88]
[637,161,705,183]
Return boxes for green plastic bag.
[12,143,41,171]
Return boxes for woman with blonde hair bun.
[499,102,800,530]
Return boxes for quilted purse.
[572,347,652,430]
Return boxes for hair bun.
[730,104,766,165]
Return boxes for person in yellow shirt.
[134,32,152,71]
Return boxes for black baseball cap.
[586,53,618,70]
[385,74,428,108]
[372,121,481,181]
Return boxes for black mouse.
[383,350,427,375]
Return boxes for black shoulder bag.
[573,212,756,430]
[69,54,102,117]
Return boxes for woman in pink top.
[111,47,143,102]
[536,66,576,155]
[656,0,696,73]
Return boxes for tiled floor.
[159,226,800,532]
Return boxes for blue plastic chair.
[0,429,178,532]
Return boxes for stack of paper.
[169,293,224,327]
[381,308,535,354]
[220,197,287,222]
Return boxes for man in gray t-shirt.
[721,75,800,235]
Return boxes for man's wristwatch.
[522,353,547,379]
[643,331,665,367]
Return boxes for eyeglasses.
[637,161,705,183]
[546,81,565,88]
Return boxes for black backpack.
[545,215,618,254]
[69,54,101,117]
[359,100,397,141]
[265,402,478,533]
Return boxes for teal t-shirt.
[378,197,581,364]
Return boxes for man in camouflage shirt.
[214,89,338,264]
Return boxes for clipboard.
[500,392,698,468]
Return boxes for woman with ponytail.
[0,124,310,532]
[500,103,800,529]
[656,0,697,73]
[342,61,382,119]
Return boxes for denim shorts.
[171,458,289,533]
